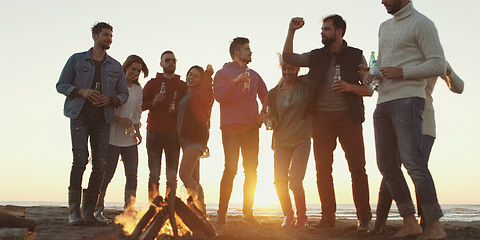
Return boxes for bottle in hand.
[243,66,250,93]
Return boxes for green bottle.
[369,51,375,69]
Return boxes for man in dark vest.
[283,14,372,231]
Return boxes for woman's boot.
[276,188,294,228]
[94,190,112,224]
[293,192,308,228]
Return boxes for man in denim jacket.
[56,22,128,226]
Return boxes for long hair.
[186,65,213,91]
[122,55,149,86]
[186,65,214,128]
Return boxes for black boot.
[82,189,104,225]
[94,191,112,224]
[68,189,85,226]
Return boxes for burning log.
[126,196,217,239]
[137,208,169,240]
[128,196,164,240]
[174,197,217,237]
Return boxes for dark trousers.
[146,130,180,194]
[218,127,259,216]
[313,110,371,220]
[69,113,110,193]
[101,144,139,193]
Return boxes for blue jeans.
[100,145,138,193]
[374,97,443,222]
[69,113,110,193]
[376,135,436,222]
[218,127,259,216]
[146,130,180,193]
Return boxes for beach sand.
[22,206,480,240]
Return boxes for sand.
[20,206,480,240]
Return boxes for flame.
[158,212,192,237]
[114,193,193,237]
[114,207,147,235]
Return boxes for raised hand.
[205,64,214,78]
[289,17,305,31]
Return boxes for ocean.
[2,202,479,222]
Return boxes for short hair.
[160,50,174,61]
[229,37,250,59]
[323,14,346,36]
[91,22,113,35]
[123,55,149,86]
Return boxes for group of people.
[56,0,464,239]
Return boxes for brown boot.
[276,188,294,227]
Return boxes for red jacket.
[142,73,187,132]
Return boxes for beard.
[163,66,176,74]
[322,37,335,46]
[100,42,111,50]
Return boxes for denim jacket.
[56,48,128,123]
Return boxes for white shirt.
[109,84,143,147]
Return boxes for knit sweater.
[423,62,464,138]
[377,2,446,104]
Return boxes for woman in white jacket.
[95,55,149,223]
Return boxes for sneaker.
[243,214,261,226]
[216,213,227,225]
[294,215,308,228]
[357,218,371,232]
[281,215,295,228]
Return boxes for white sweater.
[377,2,446,104]
[423,62,464,138]
[109,84,143,147]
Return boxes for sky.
[1,0,479,207]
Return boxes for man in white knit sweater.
[372,0,446,239]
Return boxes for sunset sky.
[1,0,479,207]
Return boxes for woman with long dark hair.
[177,65,214,216]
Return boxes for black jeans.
[101,144,139,193]
[146,130,180,194]
[69,113,110,193]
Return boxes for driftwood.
[128,196,164,240]
[0,212,36,232]
[0,228,36,240]
[0,206,37,240]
